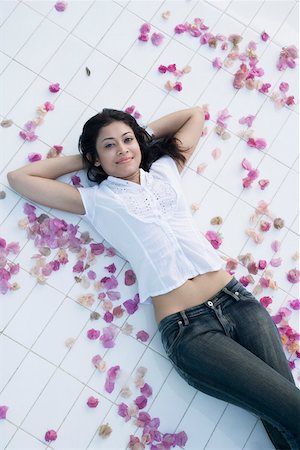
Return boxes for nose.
[117,142,129,154]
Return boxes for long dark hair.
[78,108,190,184]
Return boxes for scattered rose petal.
[124,269,136,286]
[167,63,176,72]
[0,405,8,419]
[49,83,60,93]
[136,330,149,342]
[196,163,207,174]
[271,240,281,252]
[44,101,55,112]
[151,32,164,46]
[174,24,187,34]
[279,82,289,93]
[259,179,269,190]
[138,33,149,42]
[261,31,269,42]
[158,64,167,73]
[212,57,222,69]
[140,23,151,34]
[55,1,67,11]
[87,328,100,340]
[135,394,147,410]
[45,430,57,442]
[28,152,42,162]
[211,147,221,159]
[287,269,300,284]
[260,296,273,308]
[289,299,300,310]
[87,396,99,408]
[205,230,222,249]
[174,81,182,91]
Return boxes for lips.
[116,157,133,164]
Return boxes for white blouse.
[77,155,225,304]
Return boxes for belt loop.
[222,286,240,301]
[179,310,189,326]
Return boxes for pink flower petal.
[49,83,60,93]
[55,1,67,12]
[28,152,42,162]
[287,269,300,284]
[151,32,164,46]
[44,101,55,112]
[140,23,151,34]
[271,240,281,252]
[167,63,176,72]
[45,430,57,442]
[0,405,8,419]
[135,394,147,409]
[241,158,252,170]
[136,330,149,342]
[212,57,222,69]
[279,82,289,93]
[261,31,269,42]
[87,396,99,408]
[174,24,187,34]
[289,299,300,310]
[87,329,101,340]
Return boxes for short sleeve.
[76,185,97,224]
[150,155,181,182]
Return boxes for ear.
[87,152,101,167]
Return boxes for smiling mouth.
[116,157,133,164]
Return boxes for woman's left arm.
[146,106,203,138]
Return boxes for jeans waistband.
[158,276,241,332]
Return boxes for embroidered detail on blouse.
[107,176,177,220]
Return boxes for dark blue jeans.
[158,277,300,450]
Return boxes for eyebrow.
[101,132,132,143]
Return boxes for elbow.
[7,171,16,187]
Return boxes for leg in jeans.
[158,278,300,450]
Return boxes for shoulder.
[150,155,181,179]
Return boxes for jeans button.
[234,291,239,296]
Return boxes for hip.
[152,269,234,325]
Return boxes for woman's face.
[95,121,142,184]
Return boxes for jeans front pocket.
[161,319,185,357]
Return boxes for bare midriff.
[152,268,234,325]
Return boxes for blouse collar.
[107,168,148,188]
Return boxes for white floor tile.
[14,18,68,74]
[72,1,123,47]
[21,368,84,437]
[0,3,43,58]
[0,334,27,392]
[0,61,36,117]
[6,428,47,450]
[0,351,55,426]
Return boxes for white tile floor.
[0,0,299,449]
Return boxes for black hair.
[78,108,190,184]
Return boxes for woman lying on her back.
[7,107,300,450]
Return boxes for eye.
[104,143,114,149]
[124,137,133,143]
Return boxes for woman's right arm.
[7,154,87,215]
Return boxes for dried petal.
[151,32,164,46]
[273,218,284,229]
[65,337,76,348]
[86,67,91,76]
[98,423,112,437]
[210,216,223,225]
[0,119,13,128]
[211,147,221,159]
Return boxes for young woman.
[7,107,300,450]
